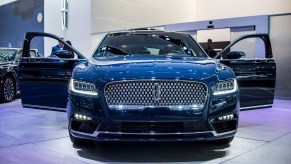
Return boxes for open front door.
[19,32,87,111]
[214,34,276,110]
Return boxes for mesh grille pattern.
[104,80,207,108]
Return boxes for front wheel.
[0,76,15,102]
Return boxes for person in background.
[63,40,75,58]
[51,37,64,55]
[63,40,72,52]
[204,39,217,58]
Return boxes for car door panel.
[19,32,87,111]
[19,58,86,111]
[216,34,276,109]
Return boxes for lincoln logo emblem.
[61,0,69,30]
[152,83,161,101]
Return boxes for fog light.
[230,114,234,119]
[218,114,234,121]
[74,113,92,121]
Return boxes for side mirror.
[226,51,246,59]
[51,50,73,58]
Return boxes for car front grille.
[104,80,207,110]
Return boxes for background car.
[0,48,41,102]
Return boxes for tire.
[1,76,15,102]
[213,136,234,144]
[69,131,93,146]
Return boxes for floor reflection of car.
[18,31,276,146]
[0,48,41,102]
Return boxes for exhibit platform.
[0,99,290,163]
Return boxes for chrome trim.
[212,130,237,137]
[236,75,268,79]
[98,131,213,136]
[240,104,272,110]
[152,83,161,101]
[71,129,100,137]
[71,129,236,138]
[109,104,205,111]
[104,79,209,111]
[23,104,66,112]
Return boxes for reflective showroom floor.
[0,99,291,164]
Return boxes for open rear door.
[19,32,87,111]
[214,34,276,110]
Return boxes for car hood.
[0,61,12,65]
[88,55,219,82]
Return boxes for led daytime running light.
[70,79,98,96]
[74,113,92,121]
[218,114,234,120]
[213,79,237,95]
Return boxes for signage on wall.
[61,0,68,30]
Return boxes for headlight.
[69,79,98,96]
[213,79,238,96]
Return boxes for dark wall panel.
[0,0,44,54]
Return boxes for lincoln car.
[18,30,276,145]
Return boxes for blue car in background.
[18,30,276,145]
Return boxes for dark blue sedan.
[18,30,276,145]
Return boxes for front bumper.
[67,91,239,141]
[70,128,237,142]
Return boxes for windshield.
[0,49,17,62]
[93,33,206,58]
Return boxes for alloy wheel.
[3,77,15,102]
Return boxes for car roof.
[0,48,38,51]
[109,30,187,36]
[0,47,21,51]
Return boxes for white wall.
[270,15,291,98]
[44,0,291,58]
[196,0,291,21]
[90,0,291,34]
[44,0,91,57]
[91,0,197,34]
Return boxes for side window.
[29,36,79,59]
[15,51,22,61]
[218,36,268,60]
[229,38,266,59]
[29,50,37,58]
[15,50,39,62]
[146,48,160,54]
